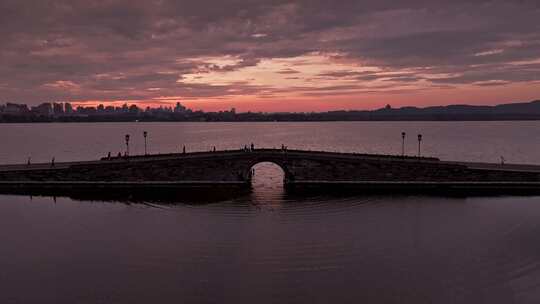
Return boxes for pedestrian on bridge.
[251,143,254,151]
[27,157,31,165]
[51,157,55,168]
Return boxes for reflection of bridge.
[1,148,540,193]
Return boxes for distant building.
[128,104,140,114]
[64,102,73,114]
[53,102,64,115]
[174,102,186,113]
[31,103,53,116]
[78,106,97,115]
[0,100,202,121]
[3,103,29,115]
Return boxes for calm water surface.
[1,122,540,304]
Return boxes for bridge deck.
[0,149,436,171]
[0,148,539,174]
[0,148,539,194]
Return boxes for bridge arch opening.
[248,162,287,205]
[249,162,286,189]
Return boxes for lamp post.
[401,132,406,157]
[143,131,148,155]
[417,134,422,157]
[125,134,130,156]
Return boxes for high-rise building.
[3,103,29,115]
[31,103,53,116]
[129,104,140,114]
[64,102,73,114]
[53,102,64,115]
[174,102,186,113]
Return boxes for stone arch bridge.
[0,148,540,193]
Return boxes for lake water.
[1,122,540,304]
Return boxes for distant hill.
[320,99,540,121]
[379,100,540,115]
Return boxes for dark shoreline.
[2,182,540,205]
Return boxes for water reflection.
[249,162,286,209]
[0,184,533,206]
[3,191,540,304]
[0,186,250,205]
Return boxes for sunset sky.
[1,0,539,112]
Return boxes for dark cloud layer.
[1,0,539,104]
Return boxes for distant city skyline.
[3,99,540,123]
[1,1,539,111]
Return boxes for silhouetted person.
[117,152,122,157]
[51,157,55,167]
[183,145,186,154]
[281,144,285,150]
[213,146,216,152]
[107,152,111,160]
[251,143,254,151]
[27,157,31,165]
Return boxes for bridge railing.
[100,148,439,162]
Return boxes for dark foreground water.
[1,122,540,303]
